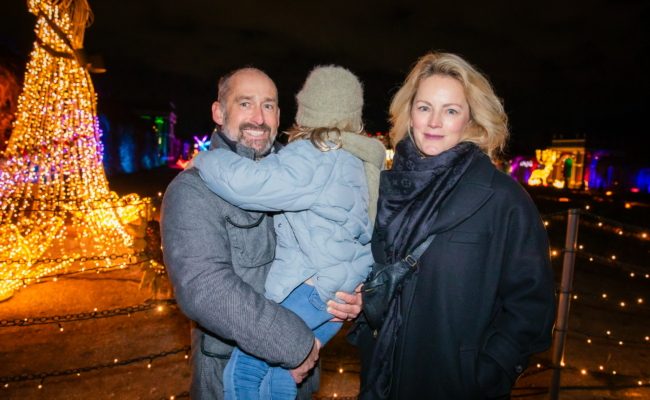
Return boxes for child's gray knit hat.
[295,65,363,131]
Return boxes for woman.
[354,52,555,399]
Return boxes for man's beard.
[223,121,276,158]
[240,122,275,156]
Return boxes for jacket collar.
[209,129,282,160]
[427,153,495,233]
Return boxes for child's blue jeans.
[223,283,342,400]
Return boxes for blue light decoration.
[587,151,609,191]
[634,168,650,193]
[119,128,136,174]
[194,135,210,151]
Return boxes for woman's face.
[410,74,471,156]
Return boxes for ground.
[1,168,648,399]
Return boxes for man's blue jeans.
[224,283,342,400]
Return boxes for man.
[161,68,361,399]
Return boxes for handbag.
[361,233,436,330]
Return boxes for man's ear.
[212,101,224,125]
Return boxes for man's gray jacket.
[161,134,316,399]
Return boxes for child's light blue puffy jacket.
[192,138,381,303]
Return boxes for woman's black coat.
[358,154,555,399]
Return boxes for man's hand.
[290,338,321,384]
[327,284,363,322]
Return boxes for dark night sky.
[1,0,649,158]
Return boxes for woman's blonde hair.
[389,52,509,160]
[285,123,363,152]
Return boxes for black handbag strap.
[402,233,437,268]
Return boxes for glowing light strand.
[0,0,150,300]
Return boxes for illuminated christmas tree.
[0,0,149,300]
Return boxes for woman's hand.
[326,284,363,322]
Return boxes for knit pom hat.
[295,65,363,131]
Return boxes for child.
[191,65,385,400]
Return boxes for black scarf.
[360,138,480,400]
[375,138,481,263]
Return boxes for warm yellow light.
[598,365,604,371]
[585,205,590,210]
[598,222,603,227]
[587,339,592,344]
[580,369,587,375]
[624,203,631,209]
[611,255,616,260]
[606,330,611,335]
[0,0,151,300]
[605,191,613,196]
[338,368,344,373]
[602,293,608,299]
[642,233,648,239]
[620,302,626,307]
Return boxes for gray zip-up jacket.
[161,133,315,399]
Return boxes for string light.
[0,0,149,300]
